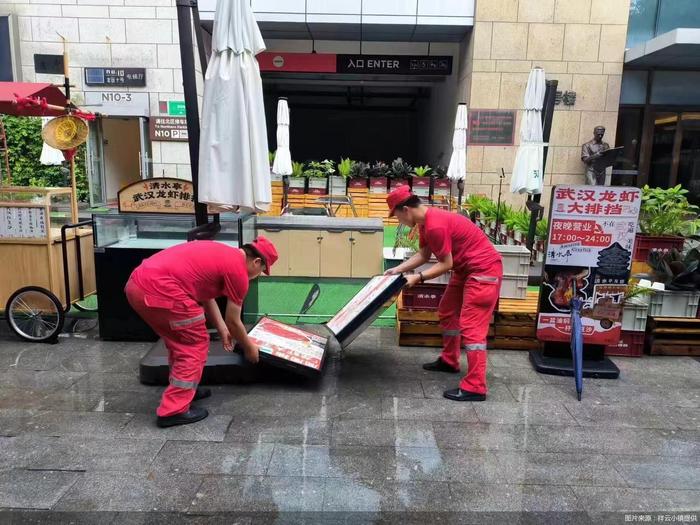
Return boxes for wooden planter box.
[389,178,411,191]
[329,176,347,196]
[633,234,685,262]
[349,177,368,189]
[433,178,450,198]
[307,177,328,195]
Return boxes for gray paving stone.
[27,437,165,472]
[393,447,504,483]
[0,436,47,469]
[54,471,203,512]
[448,483,582,512]
[70,373,160,394]
[381,396,479,422]
[0,409,133,437]
[0,469,80,509]
[487,366,548,386]
[474,402,578,426]
[190,476,325,512]
[99,390,163,414]
[610,455,700,490]
[421,379,516,402]
[0,510,113,524]
[121,414,232,442]
[432,422,532,451]
[225,416,331,445]
[331,419,437,448]
[151,441,273,475]
[664,407,700,430]
[266,444,398,479]
[0,370,85,390]
[573,486,700,512]
[565,403,677,429]
[488,352,534,369]
[322,479,464,512]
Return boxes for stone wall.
[464,0,630,207]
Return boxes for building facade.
[3,0,692,210]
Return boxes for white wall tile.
[21,65,36,82]
[307,14,361,24]
[124,0,172,5]
[126,19,172,44]
[156,6,176,19]
[252,0,305,13]
[176,163,192,180]
[109,6,156,18]
[11,5,62,16]
[361,15,417,25]
[31,16,79,42]
[17,16,32,41]
[157,44,181,68]
[20,41,64,66]
[160,141,191,164]
[78,0,124,5]
[145,68,174,92]
[78,18,126,43]
[362,0,417,16]
[67,43,111,66]
[62,5,109,17]
[417,16,473,26]
[172,68,184,93]
[110,43,157,66]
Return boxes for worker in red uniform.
[125,236,278,427]
[385,186,502,401]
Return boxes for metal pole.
[176,0,208,227]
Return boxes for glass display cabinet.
[93,211,254,341]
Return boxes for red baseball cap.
[386,186,414,217]
[251,236,278,275]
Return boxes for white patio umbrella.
[511,67,546,195]
[447,103,467,181]
[198,0,271,213]
[272,98,292,176]
[40,117,64,165]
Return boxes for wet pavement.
[0,327,699,523]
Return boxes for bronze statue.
[581,126,610,185]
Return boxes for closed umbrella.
[511,67,546,195]
[40,117,65,166]
[570,289,584,401]
[198,0,271,213]
[272,98,292,176]
[446,103,467,181]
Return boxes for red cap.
[386,185,414,217]
[251,235,278,275]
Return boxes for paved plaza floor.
[0,327,698,523]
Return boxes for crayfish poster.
[536,186,641,345]
[246,317,327,376]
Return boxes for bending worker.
[125,237,278,427]
[385,186,502,402]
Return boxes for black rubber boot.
[156,406,209,428]
[422,357,460,374]
[193,387,212,401]
[443,388,486,402]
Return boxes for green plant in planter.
[337,158,355,179]
[390,157,413,180]
[291,161,305,178]
[640,185,700,236]
[480,199,499,225]
[623,284,654,305]
[268,151,275,167]
[350,161,369,179]
[433,165,447,179]
[511,210,531,236]
[462,194,492,217]
[369,161,390,178]
[304,160,335,178]
[393,224,420,255]
[648,247,700,288]
[536,218,548,240]
[413,165,432,177]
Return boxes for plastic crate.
[500,274,528,300]
[605,331,645,357]
[621,303,649,332]
[649,290,700,318]
[495,245,530,278]
[633,235,685,262]
[401,284,446,310]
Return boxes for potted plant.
[369,161,390,194]
[480,199,499,235]
[388,157,413,191]
[332,158,353,196]
[511,210,531,244]
[462,194,492,226]
[304,160,334,195]
[497,203,512,240]
[411,165,432,198]
[348,161,369,190]
[288,161,306,194]
[636,185,700,261]
[432,165,451,199]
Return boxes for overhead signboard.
[85,67,146,87]
[467,110,516,146]
[84,91,149,116]
[258,52,453,76]
[536,186,641,346]
[149,117,188,142]
[118,178,194,214]
[158,100,186,116]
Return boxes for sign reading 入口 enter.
[149,117,188,142]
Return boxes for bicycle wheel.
[6,286,65,343]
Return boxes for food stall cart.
[0,186,95,342]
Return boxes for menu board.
[327,274,406,347]
[0,207,47,239]
[537,186,641,345]
[246,317,327,376]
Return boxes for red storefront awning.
[0,82,69,117]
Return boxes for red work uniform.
[125,241,249,417]
[419,208,503,394]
